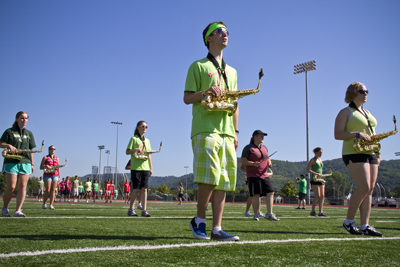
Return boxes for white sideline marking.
[1,237,399,258]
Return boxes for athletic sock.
[344,219,355,225]
[195,216,206,227]
[212,227,222,235]
[360,224,369,230]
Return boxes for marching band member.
[40,145,60,210]
[1,111,36,217]
[335,82,382,236]
[306,147,328,217]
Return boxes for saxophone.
[134,142,162,161]
[201,68,264,116]
[2,140,44,161]
[44,158,67,174]
[353,115,398,153]
[312,164,332,184]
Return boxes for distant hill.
[98,158,400,191]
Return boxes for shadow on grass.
[229,228,345,236]
[0,234,191,241]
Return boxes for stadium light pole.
[105,150,110,166]
[98,145,105,182]
[294,60,316,205]
[111,121,122,190]
[184,166,189,200]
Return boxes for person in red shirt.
[104,179,111,203]
[64,176,71,203]
[124,180,130,204]
[58,178,65,202]
[110,180,115,203]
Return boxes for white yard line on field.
[1,236,399,258]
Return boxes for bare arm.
[183,86,223,105]
[0,141,17,153]
[148,155,153,176]
[334,108,371,141]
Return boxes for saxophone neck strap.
[349,101,375,135]
[207,52,229,90]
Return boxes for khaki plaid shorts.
[191,133,237,191]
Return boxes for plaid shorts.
[191,132,237,191]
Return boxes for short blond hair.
[345,82,365,103]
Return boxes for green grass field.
[1,199,399,266]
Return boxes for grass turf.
[0,199,399,266]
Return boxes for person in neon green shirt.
[92,179,99,202]
[37,176,44,202]
[184,21,239,241]
[78,182,84,202]
[85,178,92,203]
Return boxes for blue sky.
[1,0,399,178]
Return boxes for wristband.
[235,130,239,134]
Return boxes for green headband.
[204,23,227,45]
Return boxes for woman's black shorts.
[342,154,378,166]
[248,177,274,197]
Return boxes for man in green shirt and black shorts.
[296,174,307,209]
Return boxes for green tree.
[325,172,351,198]
[157,183,170,194]
[393,186,400,198]
[279,180,297,197]
[27,176,39,197]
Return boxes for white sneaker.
[86,200,88,203]
[13,210,26,217]
[42,204,47,209]
[74,199,77,203]
[253,213,260,221]
[50,205,55,210]
[137,203,143,210]
[265,213,280,221]
[259,211,265,217]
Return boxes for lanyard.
[206,53,229,90]
[349,102,375,135]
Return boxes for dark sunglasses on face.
[50,148,56,150]
[140,125,148,129]
[212,28,229,37]
[357,89,368,94]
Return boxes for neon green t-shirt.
[342,107,377,155]
[38,180,44,190]
[93,183,99,191]
[85,181,92,191]
[78,185,84,193]
[115,189,118,195]
[127,135,151,171]
[185,58,237,138]
[298,179,307,194]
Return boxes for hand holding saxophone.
[204,85,223,98]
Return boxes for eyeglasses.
[357,89,368,95]
[140,125,148,129]
[212,28,229,37]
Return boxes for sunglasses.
[357,89,368,95]
[140,125,148,128]
[50,148,56,150]
[212,28,229,37]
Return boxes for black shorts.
[248,177,274,197]
[310,181,324,186]
[79,192,84,196]
[299,192,306,200]
[178,193,183,198]
[64,190,70,195]
[342,153,378,166]
[93,191,98,195]
[131,170,151,189]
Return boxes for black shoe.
[310,211,317,216]
[318,212,328,217]
[343,221,362,235]
[360,225,383,236]
[295,207,301,209]
[301,207,306,210]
